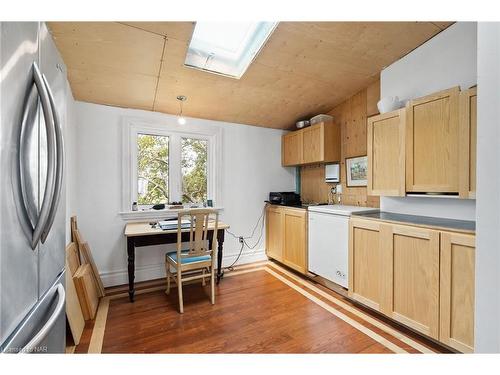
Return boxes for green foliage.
[137,134,169,204]
[136,135,208,206]
[181,138,208,203]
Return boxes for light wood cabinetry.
[265,205,283,261]
[439,232,475,353]
[282,122,340,166]
[348,219,383,311]
[367,109,406,196]
[265,205,308,274]
[406,87,460,193]
[282,208,308,273]
[459,87,477,199]
[381,224,440,339]
[282,131,303,166]
[348,218,476,351]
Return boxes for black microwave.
[269,192,302,206]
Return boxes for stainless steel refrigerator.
[1,22,67,353]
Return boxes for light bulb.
[178,116,186,125]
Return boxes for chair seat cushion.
[166,250,211,264]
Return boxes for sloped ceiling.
[48,21,452,129]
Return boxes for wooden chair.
[165,208,219,313]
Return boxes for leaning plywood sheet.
[80,242,106,297]
[66,242,80,276]
[65,259,85,345]
[73,264,99,320]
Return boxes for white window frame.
[121,116,223,219]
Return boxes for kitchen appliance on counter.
[268,192,302,207]
[1,22,67,353]
[308,205,378,288]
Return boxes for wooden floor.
[73,261,450,354]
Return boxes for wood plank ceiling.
[48,22,452,129]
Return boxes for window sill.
[119,207,224,222]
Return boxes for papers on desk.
[158,219,191,231]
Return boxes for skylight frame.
[184,21,279,79]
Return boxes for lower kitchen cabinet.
[265,205,283,261]
[282,208,307,273]
[439,232,475,353]
[265,205,307,274]
[348,219,383,311]
[381,224,440,340]
[348,218,476,351]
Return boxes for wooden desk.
[124,221,229,302]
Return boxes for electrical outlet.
[239,236,244,244]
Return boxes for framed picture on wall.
[346,156,368,187]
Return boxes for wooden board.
[73,264,99,320]
[65,259,85,345]
[48,22,451,129]
[66,242,80,276]
[80,242,106,298]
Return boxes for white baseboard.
[100,249,267,287]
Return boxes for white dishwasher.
[308,205,378,288]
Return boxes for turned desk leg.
[127,237,135,302]
[217,230,225,284]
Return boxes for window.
[184,21,278,79]
[181,138,208,203]
[122,118,221,214]
[137,134,169,205]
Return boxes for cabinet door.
[282,208,307,273]
[406,87,460,193]
[348,219,383,311]
[440,232,475,353]
[265,205,283,261]
[282,131,303,166]
[302,124,323,164]
[459,87,477,199]
[381,224,440,339]
[367,109,406,196]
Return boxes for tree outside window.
[181,138,208,203]
[137,134,169,205]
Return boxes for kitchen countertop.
[352,211,476,234]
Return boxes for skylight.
[184,22,278,79]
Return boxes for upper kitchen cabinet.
[282,122,340,166]
[406,87,460,193]
[459,87,477,199]
[282,131,303,166]
[367,108,406,196]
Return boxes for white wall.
[72,102,295,286]
[475,22,500,353]
[64,82,78,244]
[380,22,477,221]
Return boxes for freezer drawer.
[308,212,349,288]
[1,272,66,353]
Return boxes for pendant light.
[176,95,187,124]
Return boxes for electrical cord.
[224,205,266,271]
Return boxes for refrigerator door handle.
[40,73,64,243]
[18,62,57,250]
[19,283,65,354]
[17,82,40,242]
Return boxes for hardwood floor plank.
[72,261,448,354]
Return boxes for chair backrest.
[177,208,219,260]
